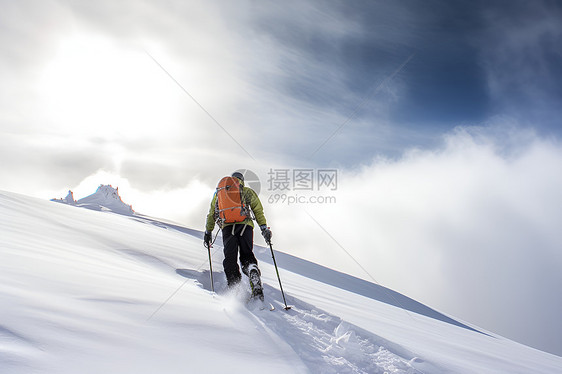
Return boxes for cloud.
[267,124,562,355]
[64,169,213,226]
[4,0,562,198]
[1,0,483,198]
[0,131,113,193]
[476,1,562,129]
[0,0,265,197]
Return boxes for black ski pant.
[221,224,258,287]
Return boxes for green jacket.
[205,184,267,232]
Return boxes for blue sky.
[1,0,562,357]
[245,0,562,162]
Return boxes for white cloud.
[267,125,562,355]
[0,1,268,198]
[0,0,419,200]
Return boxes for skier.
[204,171,272,300]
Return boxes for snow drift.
[1,190,561,373]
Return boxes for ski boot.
[248,264,264,302]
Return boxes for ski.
[246,293,275,311]
[257,300,275,311]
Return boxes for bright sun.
[39,34,183,142]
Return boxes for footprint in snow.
[251,286,424,374]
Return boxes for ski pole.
[204,240,215,293]
[205,229,221,293]
[268,241,291,310]
[207,245,215,292]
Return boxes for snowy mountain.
[1,190,561,373]
[51,190,76,205]
[52,184,134,215]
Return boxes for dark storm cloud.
[245,0,562,163]
[248,1,488,123]
[478,1,562,132]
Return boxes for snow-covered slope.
[1,190,561,373]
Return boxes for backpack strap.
[240,223,248,236]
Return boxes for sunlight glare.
[39,34,183,141]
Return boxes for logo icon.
[233,169,261,195]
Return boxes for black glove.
[204,230,212,249]
[260,225,272,244]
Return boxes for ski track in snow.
[178,268,422,374]
[253,297,419,374]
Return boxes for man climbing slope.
[204,171,272,300]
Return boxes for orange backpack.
[215,176,249,224]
